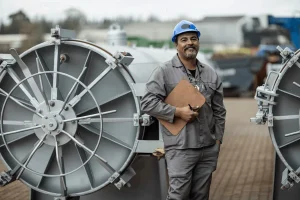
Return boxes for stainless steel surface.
[252,47,300,192]
[98,44,217,84]
[0,39,142,197]
[0,27,219,199]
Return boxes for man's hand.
[216,140,221,145]
[175,106,199,122]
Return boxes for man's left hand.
[216,140,221,145]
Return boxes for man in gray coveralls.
[140,20,226,200]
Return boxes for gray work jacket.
[140,54,226,150]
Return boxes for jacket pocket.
[203,83,217,105]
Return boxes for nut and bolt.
[284,51,288,56]
[50,101,55,107]
[42,125,46,128]
[49,123,53,127]
[53,114,56,117]
[64,106,69,111]
[45,117,48,119]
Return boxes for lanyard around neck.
[177,56,201,83]
[177,56,207,91]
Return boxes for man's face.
[176,32,199,60]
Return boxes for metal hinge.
[250,84,278,125]
[51,25,76,39]
[133,113,153,126]
[114,167,136,190]
[105,51,134,70]
[108,172,120,183]
[113,51,134,67]
[281,168,300,190]
[0,171,14,187]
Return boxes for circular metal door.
[0,40,141,196]
[256,49,300,186]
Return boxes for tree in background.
[58,8,87,32]
[0,10,31,34]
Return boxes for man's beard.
[184,47,198,59]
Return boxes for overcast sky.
[1,0,300,23]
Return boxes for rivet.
[50,101,55,107]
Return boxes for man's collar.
[171,54,183,68]
[171,54,204,69]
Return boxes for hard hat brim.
[172,30,201,42]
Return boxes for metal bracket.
[281,167,300,190]
[113,51,134,67]
[105,57,118,70]
[133,113,153,126]
[250,85,278,125]
[277,46,294,61]
[51,25,76,39]
[105,51,134,70]
[0,55,13,78]
[0,171,14,187]
[114,167,136,190]
[286,53,300,68]
[141,114,153,126]
[268,114,273,127]
[0,61,8,75]
[0,54,14,65]
[108,172,120,183]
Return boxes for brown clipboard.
[158,79,206,135]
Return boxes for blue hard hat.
[172,20,201,42]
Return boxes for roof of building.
[199,15,245,22]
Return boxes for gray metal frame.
[252,47,300,191]
[0,26,167,200]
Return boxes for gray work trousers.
[165,143,220,200]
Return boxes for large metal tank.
[0,26,217,200]
[251,46,300,199]
[107,24,127,46]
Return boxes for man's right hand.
[175,106,199,122]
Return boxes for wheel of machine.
[0,39,141,197]
[269,50,300,173]
[252,48,300,187]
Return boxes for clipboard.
[158,79,206,135]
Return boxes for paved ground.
[209,98,273,200]
[0,98,274,200]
